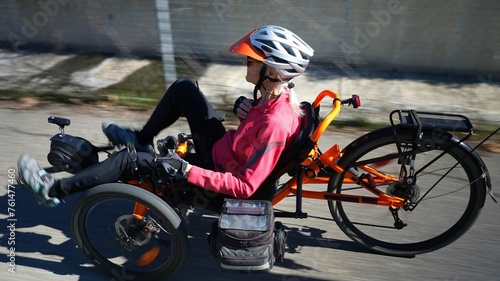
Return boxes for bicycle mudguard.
[341,127,494,202]
[341,126,394,154]
[452,134,495,203]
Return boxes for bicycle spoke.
[85,199,175,270]
[328,128,486,256]
[72,184,189,280]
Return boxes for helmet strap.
[266,76,282,83]
[253,65,294,99]
[266,75,294,90]
[253,64,268,101]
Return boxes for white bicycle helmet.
[230,25,314,80]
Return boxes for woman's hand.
[158,149,189,178]
[233,96,254,119]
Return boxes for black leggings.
[57,79,227,196]
[137,78,226,166]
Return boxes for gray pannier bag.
[208,198,287,273]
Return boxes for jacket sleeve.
[187,124,289,199]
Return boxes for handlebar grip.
[341,95,361,108]
[48,116,71,127]
[351,95,361,108]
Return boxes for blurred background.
[0,0,499,128]
[1,2,499,280]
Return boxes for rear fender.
[454,137,496,203]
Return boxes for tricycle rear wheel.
[328,127,486,256]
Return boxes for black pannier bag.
[208,199,287,273]
[47,134,99,174]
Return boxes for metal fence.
[1,0,499,82]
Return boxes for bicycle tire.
[328,127,486,256]
[71,183,189,280]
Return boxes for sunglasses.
[246,57,260,66]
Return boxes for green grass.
[470,124,500,143]
[0,54,205,109]
[0,53,498,139]
[97,56,204,109]
[51,54,109,74]
[97,60,166,108]
[0,89,105,104]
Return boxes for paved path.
[0,101,499,281]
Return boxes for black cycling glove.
[233,96,247,115]
[233,96,253,119]
[158,149,188,178]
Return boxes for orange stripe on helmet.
[228,28,266,62]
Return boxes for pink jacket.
[187,93,302,198]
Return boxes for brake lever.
[127,142,139,172]
[148,145,157,159]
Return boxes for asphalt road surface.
[0,101,499,281]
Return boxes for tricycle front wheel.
[71,183,188,280]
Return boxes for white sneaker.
[18,154,60,208]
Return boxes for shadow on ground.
[0,185,380,281]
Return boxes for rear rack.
[390,110,474,133]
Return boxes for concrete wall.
[0,0,159,55]
[1,0,498,78]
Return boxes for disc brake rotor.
[115,214,152,246]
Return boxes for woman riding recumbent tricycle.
[17,24,495,280]
[40,88,493,280]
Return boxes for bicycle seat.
[249,101,316,201]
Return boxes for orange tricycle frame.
[131,90,406,218]
[270,90,405,211]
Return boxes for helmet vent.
[257,39,276,53]
[299,50,311,60]
[275,32,286,39]
[282,44,295,56]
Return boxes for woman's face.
[244,57,263,85]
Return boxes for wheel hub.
[387,180,420,203]
[115,214,152,249]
